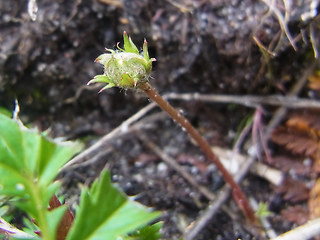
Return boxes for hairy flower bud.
[88,31,155,92]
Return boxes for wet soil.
[0,0,319,239]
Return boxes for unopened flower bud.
[88,31,155,92]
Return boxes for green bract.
[89,31,155,92]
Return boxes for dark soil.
[1,0,319,239]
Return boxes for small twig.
[97,0,123,8]
[63,102,157,169]
[213,147,283,186]
[140,82,256,223]
[183,148,256,240]
[63,111,168,171]
[163,93,320,109]
[271,218,320,240]
[62,147,113,170]
[265,60,317,137]
[184,185,232,240]
[165,0,194,13]
[260,0,297,51]
[310,22,319,58]
[138,133,215,201]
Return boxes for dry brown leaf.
[289,112,320,133]
[271,156,311,176]
[309,179,320,219]
[281,205,309,225]
[272,114,320,158]
[308,71,320,91]
[272,126,318,156]
[286,117,312,132]
[275,178,309,203]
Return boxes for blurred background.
[1,0,318,136]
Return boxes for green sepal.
[119,73,135,88]
[87,75,112,85]
[143,39,150,61]
[98,83,116,93]
[123,31,139,54]
[126,57,149,70]
[95,54,112,66]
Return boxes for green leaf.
[66,170,160,240]
[125,222,162,240]
[255,202,271,218]
[22,217,40,238]
[0,107,12,117]
[46,205,68,239]
[0,112,82,239]
[98,83,116,93]
[123,31,139,54]
[0,113,82,189]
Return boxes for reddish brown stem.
[139,82,256,223]
[49,195,74,240]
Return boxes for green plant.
[255,202,271,219]
[0,112,161,239]
[89,32,256,223]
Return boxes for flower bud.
[88,31,155,92]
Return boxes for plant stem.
[49,195,74,240]
[139,82,256,223]
[30,185,54,240]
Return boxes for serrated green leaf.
[0,112,82,240]
[0,113,82,189]
[66,170,160,240]
[0,115,25,171]
[46,205,68,239]
[124,222,162,240]
[39,141,82,186]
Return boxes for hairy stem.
[139,82,256,223]
[30,185,54,240]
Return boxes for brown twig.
[265,60,318,137]
[183,147,256,240]
[138,133,215,201]
[139,82,256,223]
[63,102,157,169]
[48,195,74,240]
[163,93,320,109]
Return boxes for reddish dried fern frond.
[271,113,320,157]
